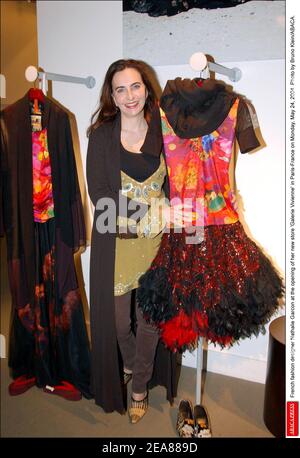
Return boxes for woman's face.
[111,67,148,119]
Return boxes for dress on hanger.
[0,91,91,396]
[137,78,284,352]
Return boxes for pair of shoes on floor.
[194,404,212,437]
[176,399,212,438]
[8,375,36,396]
[128,392,148,424]
[43,380,82,401]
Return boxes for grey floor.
[0,239,273,438]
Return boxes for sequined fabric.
[138,222,284,352]
[114,154,167,295]
[120,153,166,205]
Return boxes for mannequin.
[137,77,284,352]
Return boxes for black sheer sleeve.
[64,113,86,252]
[236,98,261,154]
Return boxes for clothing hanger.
[28,87,45,104]
[197,70,204,87]
[28,75,45,104]
[190,52,242,82]
[27,72,44,131]
[26,66,46,102]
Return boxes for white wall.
[36,0,123,302]
[37,2,284,383]
[155,60,285,383]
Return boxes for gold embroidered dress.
[114,154,166,296]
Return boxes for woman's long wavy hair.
[87,59,158,137]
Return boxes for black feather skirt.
[137,221,284,352]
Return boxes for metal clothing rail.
[189,52,242,406]
[190,52,242,82]
[208,61,242,82]
[25,65,96,95]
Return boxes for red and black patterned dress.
[137,78,284,352]
[1,92,91,397]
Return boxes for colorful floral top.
[32,128,55,222]
[161,98,241,226]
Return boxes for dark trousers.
[114,291,159,393]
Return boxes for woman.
[86,59,190,422]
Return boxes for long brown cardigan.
[86,106,178,413]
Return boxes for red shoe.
[9,375,36,396]
[43,380,82,401]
